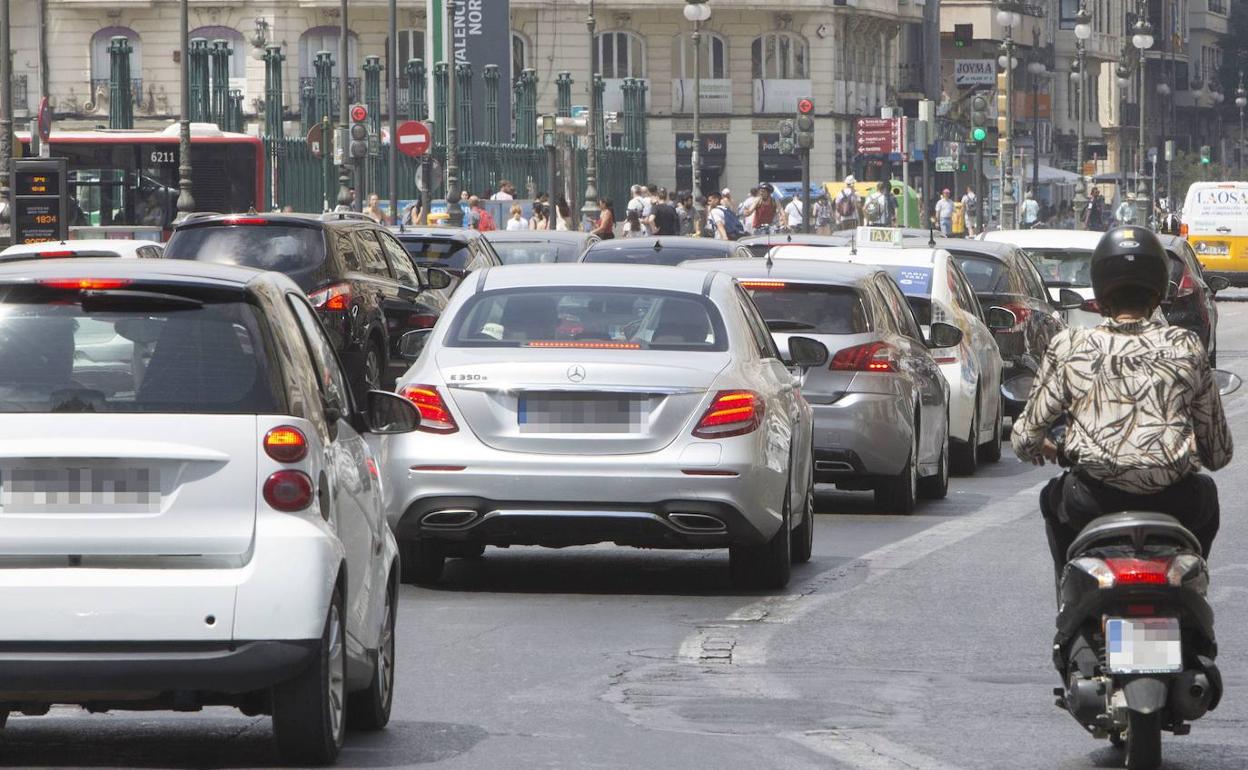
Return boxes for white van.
[1183,181,1248,285]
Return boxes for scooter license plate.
[1105,617,1183,675]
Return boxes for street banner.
[429,0,511,143]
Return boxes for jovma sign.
[954,60,996,87]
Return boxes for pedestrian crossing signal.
[1200,145,1211,165]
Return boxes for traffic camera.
[349,103,369,160]
[795,98,815,150]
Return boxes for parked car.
[773,242,1006,475]
[682,258,953,513]
[0,258,422,765]
[581,236,753,265]
[382,263,819,589]
[164,212,454,401]
[0,239,163,262]
[919,235,1074,417]
[485,230,599,264]
[392,225,504,278]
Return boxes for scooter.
[1051,371,1240,769]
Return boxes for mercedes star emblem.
[566,364,586,383]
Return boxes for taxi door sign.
[9,158,68,245]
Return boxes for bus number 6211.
[149,151,176,165]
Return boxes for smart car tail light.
[308,282,351,312]
[263,470,314,512]
[38,278,132,290]
[399,384,459,434]
[830,341,897,373]
[264,425,308,463]
[693,390,764,438]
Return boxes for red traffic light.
[350,104,368,123]
[797,98,814,114]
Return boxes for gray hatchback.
[683,259,956,514]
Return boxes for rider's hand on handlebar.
[1032,438,1059,466]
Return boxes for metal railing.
[297,77,361,117]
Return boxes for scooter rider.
[1011,226,1233,579]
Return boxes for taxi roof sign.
[856,226,904,248]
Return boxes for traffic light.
[778,118,796,155]
[795,97,815,150]
[954,24,973,49]
[970,94,989,143]
[349,103,369,160]
[1200,145,1212,165]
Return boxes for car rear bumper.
[0,640,318,696]
[808,393,910,480]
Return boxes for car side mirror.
[398,329,432,361]
[1214,369,1242,397]
[1053,288,1084,311]
[985,306,1019,331]
[365,390,421,434]
[927,321,963,349]
[1207,275,1230,292]
[784,335,829,368]
[425,268,454,290]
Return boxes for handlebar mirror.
[1214,369,1241,397]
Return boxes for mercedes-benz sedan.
[380,264,822,590]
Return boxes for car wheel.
[272,587,346,766]
[978,399,1003,463]
[950,397,979,476]
[875,426,918,514]
[347,574,396,731]
[729,478,792,590]
[918,415,949,500]
[790,464,815,564]
[364,339,385,391]
[400,539,445,585]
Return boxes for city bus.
[16,124,263,237]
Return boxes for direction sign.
[396,120,432,158]
[307,123,332,160]
[935,157,956,173]
[855,117,906,156]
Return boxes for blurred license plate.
[1105,617,1182,674]
[518,394,646,433]
[0,466,160,513]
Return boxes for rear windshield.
[492,239,583,265]
[954,255,1009,293]
[581,244,729,266]
[1022,248,1093,288]
[742,283,869,334]
[447,288,726,351]
[398,238,472,270]
[879,266,934,296]
[0,287,281,414]
[164,225,325,273]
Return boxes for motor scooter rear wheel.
[1123,710,1162,770]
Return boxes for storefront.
[757,133,802,185]
[675,133,727,195]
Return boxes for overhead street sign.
[855,117,906,156]
[395,120,432,158]
[935,157,956,173]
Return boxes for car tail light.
[1175,269,1198,298]
[1080,298,1101,314]
[308,282,351,312]
[1104,557,1171,585]
[38,250,75,258]
[830,341,897,372]
[693,390,764,439]
[399,384,459,433]
[222,216,269,226]
[38,278,132,290]
[408,312,438,328]
[263,470,314,512]
[264,425,308,463]
[1180,222,1189,236]
[739,280,788,290]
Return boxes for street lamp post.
[1131,14,1153,226]
[176,0,195,219]
[996,5,1022,229]
[1071,6,1092,228]
[443,0,463,227]
[1027,56,1046,197]
[1236,72,1246,180]
[336,0,353,210]
[581,0,599,230]
[1117,60,1131,200]
[1157,80,1170,210]
[685,0,711,229]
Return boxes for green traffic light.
[972,127,987,142]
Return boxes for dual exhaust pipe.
[420,508,727,533]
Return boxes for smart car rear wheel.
[400,539,445,585]
[347,573,396,731]
[730,480,792,590]
[272,588,346,766]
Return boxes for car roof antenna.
[652,239,662,251]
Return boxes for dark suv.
[165,212,453,400]
[391,226,503,280]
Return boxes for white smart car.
[0,259,421,765]
[772,237,1006,474]
[981,229,1103,328]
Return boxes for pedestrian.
[952,201,966,237]
[1021,190,1040,229]
[813,194,833,234]
[961,186,979,236]
[401,199,422,226]
[1083,188,1106,231]
[740,186,761,220]
[627,185,651,234]
[704,190,728,240]
[677,192,697,236]
[529,202,548,230]
[834,176,861,231]
[751,183,778,233]
[651,188,680,236]
[783,195,805,232]
[364,193,386,224]
[505,203,529,231]
[553,195,573,231]
[591,198,615,239]
[719,188,734,217]
[622,208,646,237]
[1114,195,1135,226]
[933,188,955,237]
[470,196,496,231]
[491,180,515,201]
[864,181,891,226]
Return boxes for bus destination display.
[9,158,68,245]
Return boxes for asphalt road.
[6,298,1248,769]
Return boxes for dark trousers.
[1039,472,1220,575]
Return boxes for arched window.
[189,26,246,80]
[89,27,141,93]
[511,31,531,79]
[751,32,807,80]
[298,26,359,78]
[594,31,646,80]
[673,31,727,79]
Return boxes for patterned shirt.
[1011,318,1232,494]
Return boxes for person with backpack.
[961,186,979,236]
[864,181,891,226]
[751,183,779,233]
[703,190,745,240]
[834,176,861,231]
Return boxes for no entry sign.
[396,121,432,158]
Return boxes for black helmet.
[1090,225,1169,306]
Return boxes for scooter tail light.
[399,384,459,434]
[1104,557,1172,586]
[693,390,764,438]
[1167,553,1207,592]
[1070,556,1117,589]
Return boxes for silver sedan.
[378,263,819,589]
